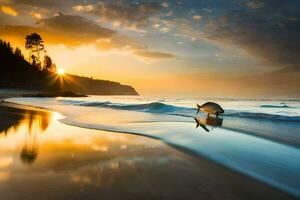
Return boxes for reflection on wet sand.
[194,116,223,132]
[0,104,296,200]
[0,105,51,135]
[0,105,51,164]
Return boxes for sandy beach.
[0,102,297,200]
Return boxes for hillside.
[64,74,138,95]
[0,39,138,95]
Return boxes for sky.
[0,0,300,98]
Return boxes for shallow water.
[6,96,300,198]
[1,104,296,200]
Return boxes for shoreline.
[5,97,300,198]
[0,101,298,199]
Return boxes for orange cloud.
[1,6,18,16]
[30,11,42,19]
[134,50,175,60]
[0,13,174,60]
[72,4,94,12]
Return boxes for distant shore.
[22,91,87,98]
[0,89,87,100]
[0,90,22,100]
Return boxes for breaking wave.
[58,100,300,122]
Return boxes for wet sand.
[0,103,297,200]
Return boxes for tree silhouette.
[43,55,56,72]
[31,55,37,67]
[20,146,38,164]
[25,32,44,64]
[25,35,32,61]
[14,47,23,59]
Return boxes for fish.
[194,116,223,132]
[196,102,224,117]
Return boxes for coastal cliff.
[0,39,138,95]
[60,74,138,95]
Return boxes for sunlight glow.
[57,68,65,75]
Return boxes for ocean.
[7,96,300,198]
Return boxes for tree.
[43,55,52,71]
[7,42,12,52]
[31,55,38,69]
[43,55,57,72]
[25,35,32,61]
[14,47,23,59]
[25,33,44,64]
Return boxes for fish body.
[196,102,224,116]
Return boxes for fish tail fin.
[200,124,210,132]
[196,104,201,114]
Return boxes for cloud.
[72,1,162,29]
[246,1,265,9]
[204,7,300,70]
[137,1,300,72]
[12,0,71,9]
[161,2,169,8]
[37,13,114,39]
[0,25,75,46]
[160,27,170,33]
[0,13,131,48]
[72,4,94,12]
[7,0,299,70]
[134,50,175,59]
[0,13,173,60]
[30,11,42,19]
[1,6,18,16]
[192,15,202,21]
[165,18,204,41]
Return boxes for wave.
[58,100,300,122]
[223,110,300,122]
[260,104,295,108]
[59,100,194,113]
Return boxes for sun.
[57,68,65,75]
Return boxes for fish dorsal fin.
[201,102,212,107]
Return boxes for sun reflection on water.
[0,104,156,188]
[0,106,52,165]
